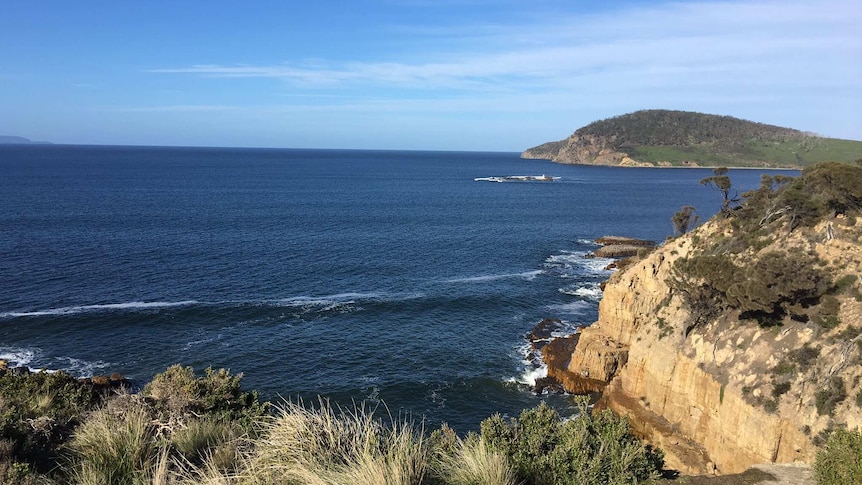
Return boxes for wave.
[558,284,602,300]
[0,346,37,368]
[544,250,613,277]
[0,300,199,318]
[547,301,592,315]
[445,270,542,284]
[0,346,111,377]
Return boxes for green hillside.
[523,110,862,168]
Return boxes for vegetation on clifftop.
[0,365,664,484]
[670,161,862,330]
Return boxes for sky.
[1,0,860,151]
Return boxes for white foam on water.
[52,356,112,378]
[547,301,592,315]
[0,300,199,318]
[0,346,38,367]
[559,284,603,300]
[581,257,615,274]
[0,347,111,377]
[506,363,548,387]
[445,270,542,284]
[577,238,598,246]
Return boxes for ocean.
[0,145,794,431]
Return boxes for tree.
[700,167,738,216]
[672,206,700,235]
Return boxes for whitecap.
[0,300,199,318]
[0,346,38,367]
[445,270,542,284]
[558,284,602,300]
[506,363,548,387]
[547,301,592,315]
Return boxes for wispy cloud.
[117,105,236,113]
[147,0,861,95]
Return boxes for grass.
[626,137,862,168]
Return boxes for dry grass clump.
[434,435,517,485]
[250,398,429,485]
[66,404,159,485]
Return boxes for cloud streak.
[147,0,861,96]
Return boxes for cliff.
[545,162,862,474]
[522,110,862,168]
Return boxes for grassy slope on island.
[523,110,862,168]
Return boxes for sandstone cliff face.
[552,216,862,475]
[521,133,650,167]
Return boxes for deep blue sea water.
[0,145,796,430]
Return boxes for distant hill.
[522,110,862,168]
[0,135,52,145]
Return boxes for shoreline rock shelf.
[588,236,656,259]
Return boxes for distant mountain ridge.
[0,135,52,145]
[523,110,862,168]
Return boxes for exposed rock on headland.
[543,163,862,475]
[589,236,656,259]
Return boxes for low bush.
[480,397,663,485]
[814,428,862,485]
[815,377,847,416]
[0,370,105,473]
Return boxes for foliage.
[0,370,105,473]
[577,110,803,148]
[671,249,829,328]
[672,206,699,235]
[143,364,268,431]
[700,167,738,216]
[814,428,862,485]
[815,377,847,417]
[668,162,862,332]
[479,398,664,485]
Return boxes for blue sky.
[1,0,860,151]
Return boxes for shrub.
[815,377,847,416]
[143,365,268,431]
[0,370,104,473]
[480,398,663,485]
[814,428,862,485]
[772,382,791,398]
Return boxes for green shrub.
[480,398,663,485]
[814,428,862,485]
[143,365,268,431]
[815,377,847,416]
[0,371,104,473]
[772,382,791,398]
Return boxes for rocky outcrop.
[547,215,862,475]
[588,236,657,259]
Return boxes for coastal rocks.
[0,359,129,390]
[589,236,656,259]
[547,220,862,475]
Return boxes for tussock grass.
[66,404,160,485]
[435,436,517,485]
[252,398,429,485]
